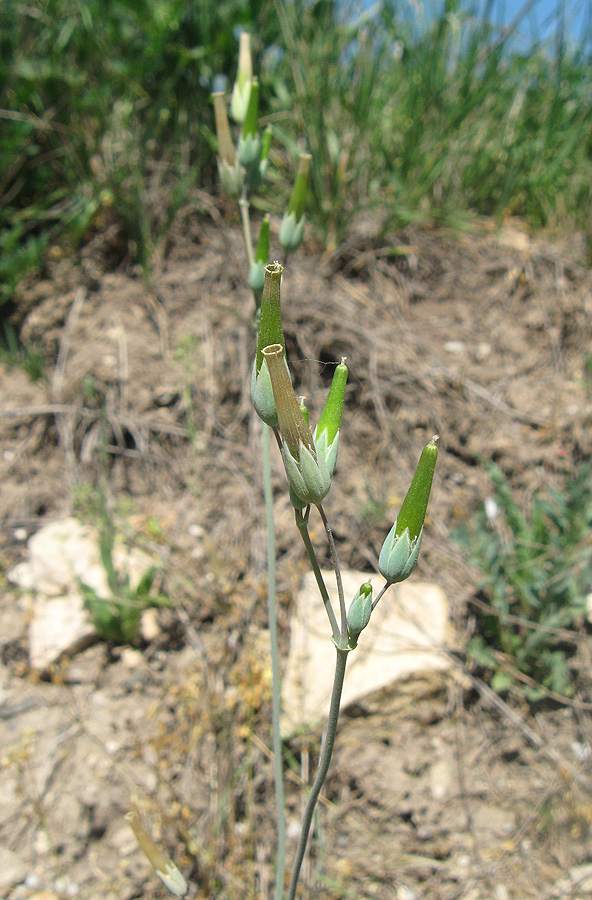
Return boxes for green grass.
[1,0,591,305]
[455,462,592,701]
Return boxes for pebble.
[444,340,465,354]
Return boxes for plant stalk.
[286,647,349,900]
[295,509,340,641]
[262,421,287,900]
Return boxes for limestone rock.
[281,569,451,735]
[7,517,155,671]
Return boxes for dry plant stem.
[295,508,340,641]
[286,647,349,900]
[317,504,348,639]
[261,422,287,900]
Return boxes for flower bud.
[230,32,252,123]
[263,344,331,505]
[248,216,270,299]
[279,153,311,254]
[314,358,347,475]
[218,158,244,199]
[237,79,261,169]
[278,211,305,254]
[126,812,187,897]
[378,438,439,584]
[347,582,373,648]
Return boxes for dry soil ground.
[1,212,592,900]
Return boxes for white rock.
[281,569,451,735]
[29,593,96,671]
[0,845,26,892]
[9,517,152,598]
[141,607,161,641]
[8,518,156,670]
[444,340,465,354]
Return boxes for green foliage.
[0,325,46,382]
[268,0,592,245]
[0,0,277,299]
[456,462,592,700]
[77,488,169,644]
[2,0,592,299]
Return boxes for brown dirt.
[1,212,592,900]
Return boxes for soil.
[1,210,592,900]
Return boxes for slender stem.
[262,422,286,900]
[371,581,391,612]
[239,196,255,270]
[295,509,340,641]
[317,504,348,640]
[286,648,349,900]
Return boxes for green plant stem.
[262,421,286,900]
[295,508,340,641]
[371,582,391,611]
[317,504,347,639]
[286,646,349,900]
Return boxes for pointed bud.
[279,153,311,254]
[347,582,373,648]
[263,344,331,505]
[378,438,439,584]
[230,32,253,123]
[126,812,187,897]
[287,153,311,221]
[218,158,244,198]
[396,438,439,543]
[314,358,347,475]
[241,78,259,140]
[237,80,261,168]
[248,216,270,298]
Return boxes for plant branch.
[317,504,347,640]
[295,508,340,641]
[286,647,349,900]
[262,422,287,900]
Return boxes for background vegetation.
[1,0,592,703]
[2,0,592,305]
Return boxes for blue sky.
[482,0,591,47]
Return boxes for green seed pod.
[347,582,373,648]
[287,153,311,221]
[378,438,439,585]
[255,262,285,376]
[249,260,266,296]
[314,358,348,475]
[279,211,305,254]
[218,158,244,199]
[263,344,331,506]
[241,78,260,140]
[396,438,439,543]
[255,215,270,264]
[230,32,252,123]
